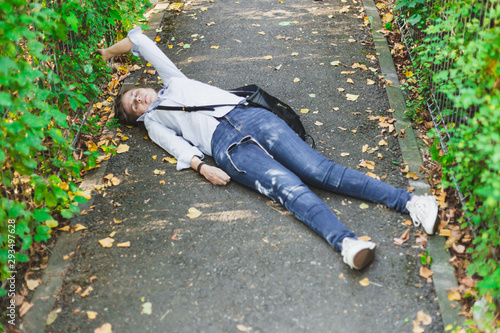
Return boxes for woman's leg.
[211,117,356,252]
[222,106,412,213]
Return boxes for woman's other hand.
[96,37,133,62]
[97,48,112,62]
[200,164,231,186]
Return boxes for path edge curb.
[362,0,464,328]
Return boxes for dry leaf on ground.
[87,311,98,319]
[19,302,34,317]
[416,310,432,325]
[359,203,369,209]
[163,156,177,164]
[359,278,370,286]
[94,323,112,333]
[81,286,94,297]
[419,266,434,279]
[448,291,461,301]
[116,144,129,154]
[46,308,61,325]
[98,237,114,248]
[413,321,424,333]
[141,302,153,315]
[394,228,410,245]
[236,324,253,332]
[346,94,359,101]
[187,207,202,219]
[26,279,40,291]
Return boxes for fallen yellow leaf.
[152,155,157,160]
[340,152,350,157]
[117,241,131,248]
[346,94,359,101]
[300,109,310,114]
[141,302,152,315]
[448,291,461,301]
[116,144,130,154]
[94,323,112,333]
[416,310,432,325]
[419,266,434,279]
[359,203,369,209]
[407,172,419,180]
[80,286,93,297]
[382,13,394,23]
[87,311,98,319]
[358,235,371,241]
[378,139,388,146]
[359,277,370,286]
[111,177,121,186]
[98,237,114,248]
[163,156,177,164]
[73,224,87,232]
[187,207,202,219]
[86,141,98,152]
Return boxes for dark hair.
[114,86,140,126]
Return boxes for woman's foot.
[406,194,439,234]
[341,238,376,270]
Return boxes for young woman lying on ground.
[98,27,438,270]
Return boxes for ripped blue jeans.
[211,105,412,251]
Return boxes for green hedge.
[0,0,149,297]
[394,0,500,329]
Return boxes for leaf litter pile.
[374,0,481,327]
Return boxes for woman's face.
[122,88,158,118]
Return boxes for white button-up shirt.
[128,28,244,170]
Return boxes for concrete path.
[31,0,446,332]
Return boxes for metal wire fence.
[391,0,499,211]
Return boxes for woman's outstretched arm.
[97,37,133,62]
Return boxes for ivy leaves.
[0,0,150,291]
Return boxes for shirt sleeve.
[145,118,204,171]
[127,27,187,82]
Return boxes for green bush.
[0,0,149,298]
[395,0,500,329]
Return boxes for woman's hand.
[199,164,231,186]
[191,156,230,186]
[97,37,133,62]
[97,49,112,62]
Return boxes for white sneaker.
[341,237,376,270]
[406,194,439,234]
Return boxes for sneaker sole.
[425,205,439,235]
[353,247,376,270]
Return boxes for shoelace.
[408,200,423,227]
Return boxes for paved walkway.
[29,0,445,332]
